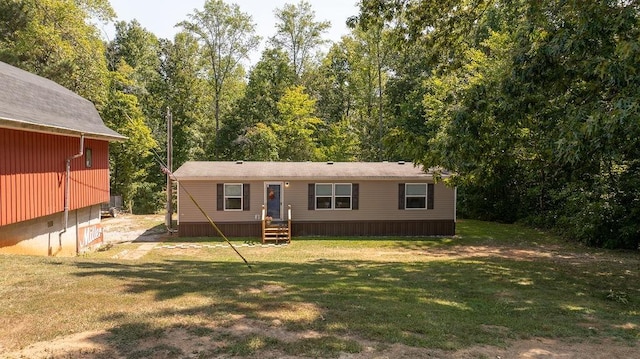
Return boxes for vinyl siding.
[178,179,455,223]
[0,128,110,226]
[178,180,266,223]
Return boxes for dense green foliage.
[2,0,638,248]
[270,0,330,79]
[358,0,640,249]
[178,0,259,149]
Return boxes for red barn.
[0,61,125,256]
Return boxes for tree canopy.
[270,0,330,79]
[359,0,640,248]
[179,0,260,143]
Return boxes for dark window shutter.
[243,183,250,211]
[308,183,315,210]
[217,183,224,211]
[427,183,435,209]
[398,183,405,210]
[352,183,359,210]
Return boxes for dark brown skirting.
[178,222,262,238]
[178,220,455,237]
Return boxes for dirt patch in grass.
[3,324,638,358]
[101,214,169,244]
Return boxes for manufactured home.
[0,61,125,256]
[174,161,456,241]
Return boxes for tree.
[239,123,280,161]
[317,117,359,161]
[239,48,296,125]
[347,7,391,160]
[106,20,168,212]
[215,48,296,160]
[273,85,324,161]
[160,32,213,167]
[179,0,260,147]
[102,62,158,213]
[106,19,166,135]
[315,42,353,124]
[107,20,159,78]
[513,1,640,248]
[0,0,113,106]
[312,42,361,161]
[358,0,640,248]
[270,0,330,79]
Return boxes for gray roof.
[174,161,449,181]
[0,61,125,140]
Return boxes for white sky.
[102,0,360,66]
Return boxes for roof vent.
[398,161,405,165]
[236,160,244,164]
[327,161,334,165]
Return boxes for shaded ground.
[2,216,638,358]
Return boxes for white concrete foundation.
[0,205,102,256]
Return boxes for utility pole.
[166,107,173,232]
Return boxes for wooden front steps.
[261,205,292,244]
[263,223,290,244]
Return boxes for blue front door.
[266,183,282,220]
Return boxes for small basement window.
[405,183,427,209]
[224,183,243,210]
[85,148,92,168]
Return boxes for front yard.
[0,219,638,358]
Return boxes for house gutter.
[0,118,126,142]
[58,134,84,254]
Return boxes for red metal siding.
[0,128,110,226]
[70,138,110,210]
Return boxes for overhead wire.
[122,112,253,271]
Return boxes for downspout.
[454,186,458,235]
[58,134,84,254]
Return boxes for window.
[85,148,92,168]
[335,184,352,209]
[399,183,434,210]
[217,183,250,211]
[315,183,352,210]
[405,184,427,209]
[315,184,333,209]
[224,183,243,211]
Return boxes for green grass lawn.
[0,220,638,358]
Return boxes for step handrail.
[287,205,292,241]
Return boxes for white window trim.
[315,183,353,210]
[85,148,93,168]
[315,183,334,210]
[224,183,243,211]
[334,183,353,210]
[405,183,428,210]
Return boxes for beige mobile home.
[174,161,456,241]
